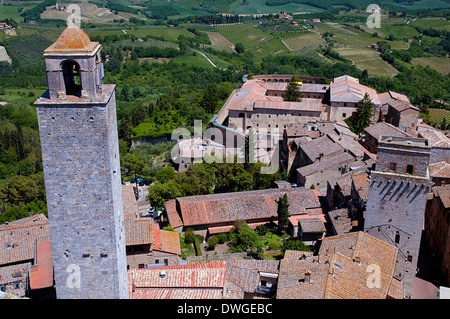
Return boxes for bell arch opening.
[62,60,82,97]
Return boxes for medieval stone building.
[364,136,433,298]
[35,25,128,298]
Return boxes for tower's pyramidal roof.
[44,25,100,56]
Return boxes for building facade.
[35,26,128,298]
[364,136,432,298]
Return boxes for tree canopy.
[282,76,302,102]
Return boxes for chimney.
[305,270,312,284]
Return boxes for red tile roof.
[44,26,100,56]
[164,199,183,229]
[124,217,153,246]
[29,241,54,290]
[174,188,320,227]
[351,171,369,201]
[0,214,50,265]
[152,224,181,256]
[129,261,227,292]
[330,75,380,105]
[277,232,399,299]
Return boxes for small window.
[138,264,145,269]
[407,255,413,262]
[406,165,414,174]
[395,231,400,244]
[342,113,346,118]
[389,162,397,171]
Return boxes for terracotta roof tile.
[0,214,50,265]
[129,261,227,290]
[277,232,399,299]
[44,26,100,56]
[124,217,153,246]
[351,171,369,201]
[330,75,380,105]
[364,122,410,140]
[29,241,53,290]
[174,188,320,227]
[164,199,183,228]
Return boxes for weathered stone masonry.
[35,26,128,299]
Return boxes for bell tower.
[35,26,128,299]
[44,25,104,100]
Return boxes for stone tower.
[364,136,432,298]
[35,26,128,298]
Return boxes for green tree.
[207,235,220,250]
[276,193,289,234]
[282,238,310,253]
[229,220,262,256]
[123,152,145,196]
[235,42,245,54]
[352,93,373,135]
[118,114,133,146]
[199,82,219,114]
[146,180,182,209]
[155,165,176,183]
[282,76,302,102]
[176,163,215,196]
[184,228,196,244]
[7,175,34,205]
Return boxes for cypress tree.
[276,193,290,234]
[282,76,302,102]
[353,93,373,136]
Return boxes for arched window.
[62,60,81,96]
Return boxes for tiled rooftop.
[174,188,320,227]
[277,232,399,299]
[129,261,227,294]
[164,199,183,229]
[364,121,410,140]
[44,25,100,56]
[124,216,153,246]
[299,134,344,162]
[328,208,353,235]
[122,184,139,219]
[0,214,50,266]
[297,152,355,177]
[418,130,450,148]
[351,171,370,202]
[330,75,380,105]
[429,161,450,179]
[435,185,450,208]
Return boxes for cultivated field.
[233,0,323,15]
[205,31,235,52]
[411,57,450,75]
[334,46,399,77]
[215,23,288,57]
[282,33,323,51]
[428,108,450,125]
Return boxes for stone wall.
[36,85,128,299]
